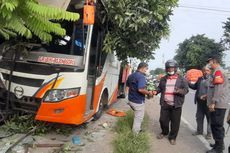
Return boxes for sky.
[148,0,230,70]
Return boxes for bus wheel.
[93,92,107,120]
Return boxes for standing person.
[188,66,212,139]
[153,60,189,145]
[126,62,153,134]
[206,57,228,153]
[118,63,131,98]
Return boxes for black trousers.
[159,105,182,140]
[196,99,211,134]
[210,108,226,150]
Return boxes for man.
[118,63,131,98]
[188,66,212,139]
[206,57,228,153]
[126,62,153,134]
[153,60,189,145]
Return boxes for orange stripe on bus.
[35,77,64,98]
[92,75,106,112]
[35,75,111,125]
[109,85,118,104]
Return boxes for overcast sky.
[148,0,230,70]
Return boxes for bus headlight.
[43,88,80,102]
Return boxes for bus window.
[88,24,107,76]
[40,8,87,56]
[73,20,87,56]
[41,21,73,55]
[88,25,98,75]
[96,31,107,77]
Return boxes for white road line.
[181,116,211,149]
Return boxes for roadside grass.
[0,114,75,135]
[113,110,150,153]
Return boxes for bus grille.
[2,73,44,87]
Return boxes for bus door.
[71,6,96,115]
[86,23,106,114]
[72,19,94,114]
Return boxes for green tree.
[174,34,225,70]
[0,0,178,61]
[154,68,165,75]
[0,0,79,42]
[222,18,230,49]
[103,0,178,60]
[150,70,155,76]
[150,68,165,75]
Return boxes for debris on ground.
[102,122,109,128]
[72,135,81,145]
[107,109,126,117]
[0,99,130,153]
[5,127,37,153]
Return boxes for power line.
[179,5,230,14]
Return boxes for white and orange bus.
[0,0,120,124]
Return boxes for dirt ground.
[0,97,208,153]
[0,99,130,153]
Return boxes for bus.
[0,0,120,124]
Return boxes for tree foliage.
[174,34,225,70]
[150,70,155,76]
[0,0,79,42]
[150,68,164,76]
[222,18,230,49]
[0,0,178,61]
[103,0,178,60]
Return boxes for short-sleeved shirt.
[126,71,146,104]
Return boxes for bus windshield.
[40,19,88,56]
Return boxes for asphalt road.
[182,89,230,153]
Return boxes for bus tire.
[93,92,108,120]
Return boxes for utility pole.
[162,53,165,67]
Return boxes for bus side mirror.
[83,2,95,25]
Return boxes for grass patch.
[113,110,150,153]
[0,114,75,135]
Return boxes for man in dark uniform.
[206,57,228,153]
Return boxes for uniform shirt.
[207,66,228,109]
[126,71,146,104]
